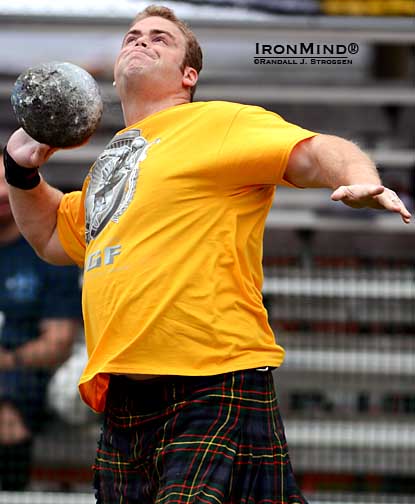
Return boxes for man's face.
[114,16,188,93]
[0,159,13,225]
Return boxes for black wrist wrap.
[3,147,41,190]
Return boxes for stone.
[11,61,103,148]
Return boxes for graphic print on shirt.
[85,129,158,243]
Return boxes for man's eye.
[154,36,167,44]
[124,36,136,45]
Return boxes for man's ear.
[182,66,198,90]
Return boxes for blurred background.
[0,1,414,503]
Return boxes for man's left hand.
[331,184,412,224]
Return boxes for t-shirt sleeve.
[218,105,317,187]
[40,264,82,319]
[57,190,86,268]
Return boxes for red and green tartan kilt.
[93,369,308,504]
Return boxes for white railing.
[286,420,415,449]
[263,276,415,299]
[0,491,412,504]
[284,348,415,375]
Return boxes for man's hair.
[132,5,203,101]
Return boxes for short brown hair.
[133,5,203,101]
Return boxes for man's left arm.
[0,319,79,370]
[284,134,412,224]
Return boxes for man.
[0,150,82,490]
[3,5,411,503]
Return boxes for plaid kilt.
[93,369,308,504]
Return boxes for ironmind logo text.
[255,42,359,57]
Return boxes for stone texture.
[11,61,103,148]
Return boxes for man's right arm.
[6,128,75,265]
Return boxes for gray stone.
[11,61,103,148]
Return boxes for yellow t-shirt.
[57,101,316,412]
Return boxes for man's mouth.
[128,49,156,60]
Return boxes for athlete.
[3,5,411,503]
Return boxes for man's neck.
[121,93,190,127]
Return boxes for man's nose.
[135,38,148,48]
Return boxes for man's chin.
[121,65,153,89]
[129,63,151,76]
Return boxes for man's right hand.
[6,128,59,168]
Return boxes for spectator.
[0,149,82,491]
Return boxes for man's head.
[114,5,203,102]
